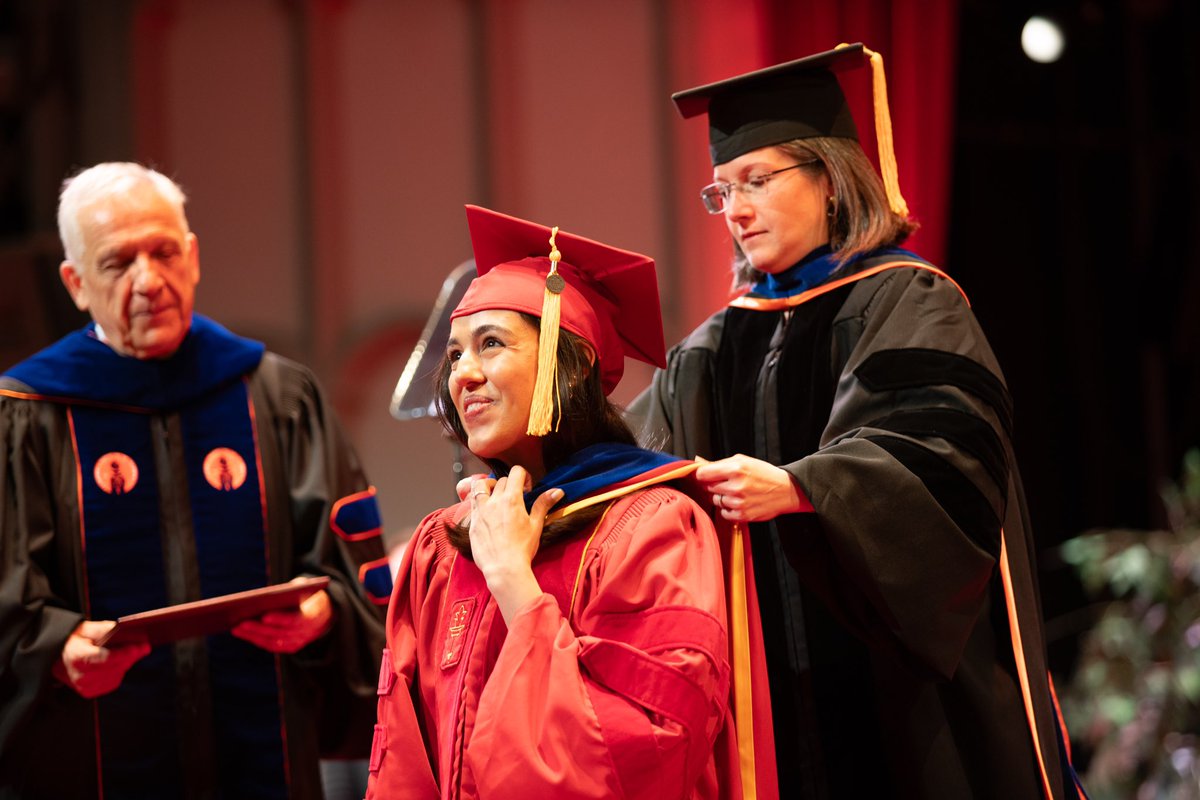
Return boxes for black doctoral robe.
[629,250,1080,800]
[0,316,391,799]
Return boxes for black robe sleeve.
[0,390,86,756]
[783,269,1009,678]
[248,354,388,758]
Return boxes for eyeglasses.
[699,161,819,215]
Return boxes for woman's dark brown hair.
[434,312,636,554]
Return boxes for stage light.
[1021,16,1065,63]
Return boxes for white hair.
[57,162,190,263]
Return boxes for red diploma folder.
[94,576,331,648]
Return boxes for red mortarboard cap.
[672,43,868,166]
[454,205,665,396]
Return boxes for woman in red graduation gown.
[366,206,774,800]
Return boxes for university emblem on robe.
[202,447,247,491]
[441,598,476,670]
[93,452,138,494]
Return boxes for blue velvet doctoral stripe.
[71,405,184,792]
[2,315,263,409]
[334,492,382,536]
[181,380,287,798]
[73,408,168,619]
[361,562,394,601]
[69,375,287,797]
[333,493,393,600]
[182,380,268,597]
[745,246,927,299]
[526,443,684,509]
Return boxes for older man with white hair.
[0,162,391,798]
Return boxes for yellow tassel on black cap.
[837,42,909,218]
[527,227,564,436]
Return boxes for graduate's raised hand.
[232,580,334,654]
[54,619,151,698]
[695,453,814,522]
[456,473,492,501]
[468,466,563,623]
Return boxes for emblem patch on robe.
[92,452,138,494]
[377,648,397,696]
[441,598,476,670]
[202,447,247,491]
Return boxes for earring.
[826,196,837,220]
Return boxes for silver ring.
[472,491,488,499]
[714,494,722,508]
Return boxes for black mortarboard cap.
[672,43,867,166]
[672,42,908,216]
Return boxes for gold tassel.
[838,43,910,218]
[526,226,564,436]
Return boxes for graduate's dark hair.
[731,136,919,289]
[434,312,636,554]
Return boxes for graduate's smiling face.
[59,184,200,360]
[717,145,832,275]
[446,309,545,477]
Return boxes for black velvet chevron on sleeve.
[854,348,1013,437]
[863,434,1002,559]
[862,407,1009,493]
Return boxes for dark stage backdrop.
[950,0,1200,671]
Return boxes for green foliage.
[1060,449,1200,799]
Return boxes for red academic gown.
[367,472,773,800]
